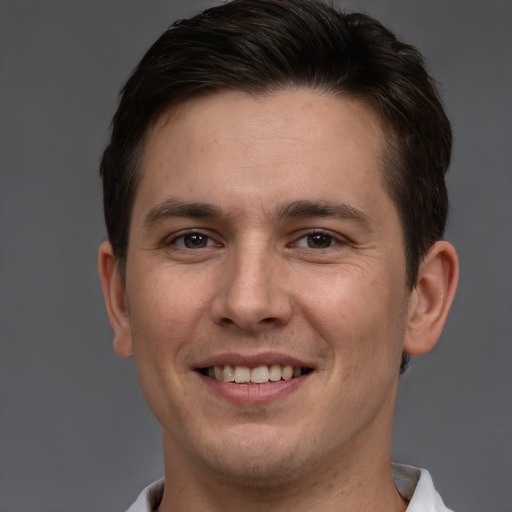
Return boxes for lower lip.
[197,372,311,404]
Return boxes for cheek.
[125,270,211,421]
[296,267,407,367]
[126,269,211,358]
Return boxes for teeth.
[234,366,251,383]
[207,364,308,384]
[281,365,293,380]
[223,364,235,382]
[251,366,269,384]
[214,366,223,380]
[269,364,282,381]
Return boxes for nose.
[210,243,293,332]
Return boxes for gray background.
[0,1,511,511]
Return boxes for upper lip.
[194,351,315,370]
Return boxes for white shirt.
[126,463,454,512]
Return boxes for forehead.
[134,88,391,222]
[151,89,385,153]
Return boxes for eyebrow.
[144,198,371,230]
[275,200,371,227]
[144,199,225,228]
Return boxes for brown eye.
[306,233,333,248]
[169,232,214,249]
[182,233,209,248]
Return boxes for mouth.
[197,364,313,384]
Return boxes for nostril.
[218,316,282,329]
[210,284,293,331]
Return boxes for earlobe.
[403,241,459,356]
[98,241,134,358]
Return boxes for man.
[98,0,459,510]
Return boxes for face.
[115,90,414,483]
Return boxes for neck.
[156,435,407,512]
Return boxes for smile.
[199,364,313,384]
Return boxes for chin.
[197,424,310,485]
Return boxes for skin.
[99,89,459,512]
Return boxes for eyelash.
[290,230,347,250]
[167,231,220,249]
[166,229,346,251]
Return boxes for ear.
[403,241,459,356]
[98,241,134,357]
